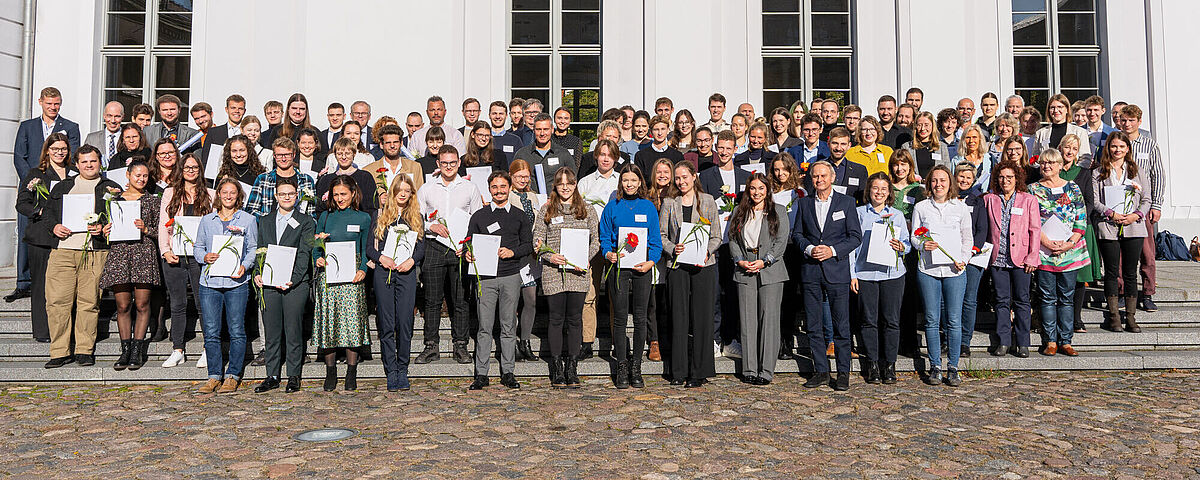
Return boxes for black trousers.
[804,278,851,374]
[609,268,651,364]
[668,265,716,381]
[262,281,309,378]
[27,244,51,340]
[162,256,202,350]
[856,276,904,364]
[375,267,418,389]
[420,242,470,345]
[547,291,585,358]
[1099,237,1141,297]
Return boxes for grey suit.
[659,193,722,268]
[85,129,122,168]
[144,122,199,147]
[256,210,315,378]
[729,203,791,380]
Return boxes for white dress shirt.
[578,169,620,216]
[805,192,837,258]
[416,174,484,232]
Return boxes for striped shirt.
[1129,128,1164,211]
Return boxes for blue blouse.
[195,209,259,288]
[849,204,912,281]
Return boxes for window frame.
[99,0,193,121]
[1012,0,1103,111]
[761,0,856,110]
[506,0,602,143]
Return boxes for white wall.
[0,0,27,267]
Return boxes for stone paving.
[0,371,1198,479]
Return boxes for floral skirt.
[312,272,370,349]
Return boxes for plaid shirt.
[244,169,316,217]
[1130,128,1165,211]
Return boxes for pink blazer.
[983,192,1041,268]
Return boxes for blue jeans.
[960,265,984,350]
[917,272,966,370]
[198,284,249,380]
[1037,269,1077,345]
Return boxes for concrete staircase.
[1,263,1199,383]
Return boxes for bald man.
[84,101,125,169]
[738,103,756,121]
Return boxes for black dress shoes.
[684,379,704,388]
[254,377,281,393]
[1013,346,1030,358]
[285,376,301,393]
[741,375,759,384]
[833,373,849,391]
[75,354,95,366]
[469,375,489,390]
[4,288,30,303]
[989,345,1007,356]
[803,372,830,388]
[864,363,881,384]
[577,342,594,360]
[669,378,685,386]
[500,373,520,389]
[752,376,771,386]
[881,363,897,384]
[44,356,75,368]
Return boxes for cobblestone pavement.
[1,371,1198,479]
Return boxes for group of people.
[10,85,1162,392]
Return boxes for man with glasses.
[786,113,831,165]
[685,126,716,172]
[350,101,374,151]
[458,98,482,136]
[245,137,317,217]
[551,107,583,166]
[515,98,544,146]
[415,145,484,364]
[488,100,523,165]
[407,96,467,155]
[956,98,976,138]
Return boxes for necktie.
[107,133,117,160]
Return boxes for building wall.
[0,0,30,268]
[10,1,1200,251]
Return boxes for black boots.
[129,340,149,370]
[344,365,358,391]
[549,356,566,388]
[517,340,536,362]
[864,362,881,384]
[881,362,897,384]
[323,366,337,391]
[563,356,580,388]
[629,359,644,388]
[113,340,134,371]
[613,361,630,389]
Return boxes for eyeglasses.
[157,151,176,157]
[276,192,298,198]
[437,160,460,166]
[182,165,199,171]
[48,147,69,153]
[275,152,295,158]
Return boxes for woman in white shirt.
[910,165,973,387]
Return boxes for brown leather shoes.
[218,378,240,394]
[1042,342,1057,356]
[199,378,221,394]
[648,341,662,361]
[1059,344,1078,356]
[826,343,835,358]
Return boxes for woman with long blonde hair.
[368,175,425,391]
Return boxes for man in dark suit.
[252,181,315,394]
[319,102,345,154]
[214,94,246,143]
[350,101,373,152]
[9,87,80,303]
[185,102,224,160]
[802,127,867,203]
[83,101,125,169]
[785,113,831,166]
[793,160,862,391]
[698,131,751,354]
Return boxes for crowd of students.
[10,85,1162,392]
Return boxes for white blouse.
[910,198,973,278]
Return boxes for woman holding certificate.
[367,176,425,392]
[43,146,123,369]
[150,138,179,191]
[727,173,790,386]
[599,164,662,389]
[312,176,372,391]
[99,161,161,371]
[158,153,215,368]
[534,168,599,388]
[193,177,258,393]
[910,165,973,386]
[17,133,74,344]
[659,161,720,387]
[1091,132,1150,333]
[984,161,1042,359]
[1028,148,1088,356]
[850,172,911,385]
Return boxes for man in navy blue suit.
[792,160,862,391]
[9,87,80,303]
[785,113,830,165]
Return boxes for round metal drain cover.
[294,428,358,442]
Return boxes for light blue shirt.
[274,209,294,241]
[194,209,259,288]
[849,204,912,281]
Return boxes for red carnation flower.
[972,246,982,255]
[1029,154,1039,166]
[914,226,929,237]
[458,235,471,245]
[724,192,736,199]
[164,218,175,228]
[376,167,388,173]
[428,209,438,220]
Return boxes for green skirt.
[312,272,370,349]
[1076,223,1103,283]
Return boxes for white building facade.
[1,0,1197,266]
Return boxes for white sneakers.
[723,341,743,359]
[162,350,186,368]
[714,342,722,358]
[196,350,207,368]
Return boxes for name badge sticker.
[1137,152,1150,160]
[551,216,564,225]
[848,177,859,186]
[547,157,560,166]
[634,214,647,222]
[931,153,942,161]
[1011,207,1024,215]
[832,211,845,221]
[503,145,514,153]
[876,152,886,163]
[347,224,360,233]
[287,218,300,229]
[487,222,501,233]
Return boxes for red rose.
[625,232,639,249]
[724,193,736,199]
[914,226,929,237]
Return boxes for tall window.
[1012,0,1100,112]
[761,0,854,112]
[101,0,193,120]
[509,0,602,146]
